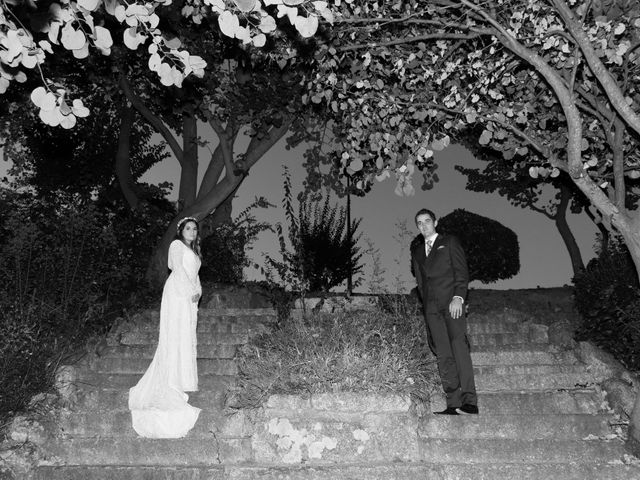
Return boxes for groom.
[410,208,478,415]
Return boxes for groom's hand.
[449,297,463,319]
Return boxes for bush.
[573,240,640,369]
[264,168,365,293]
[200,198,272,285]
[436,208,520,283]
[0,191,169,420]
[227,308,439,409]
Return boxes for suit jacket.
[410,233,469,312]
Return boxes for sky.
[141,125,599,293]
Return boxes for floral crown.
[176,216,198,233]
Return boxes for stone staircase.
[34,302,640,479]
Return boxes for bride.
[129,216,202,438]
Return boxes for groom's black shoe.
[457,404,479,415]
[434,407,460,415]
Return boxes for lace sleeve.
[168,240,199,298]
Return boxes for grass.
[226,303,440,410]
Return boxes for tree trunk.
[555,181,585,277]
[114,104,140,209]
[178,110,198,210]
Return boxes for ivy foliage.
[437,208,520,284]
[573,239,640,370]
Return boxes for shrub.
[0,191,167,420]
[264,167,365,293]
[200,198,272,285]
[227,308,439,409]
[436,208,520,283]
[573,239,640,369]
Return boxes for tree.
[456,132,590,276]
[294,1,640,285]
[437,209,520,284]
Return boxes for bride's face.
[181,221,198,243]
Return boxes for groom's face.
[416,213,437,239]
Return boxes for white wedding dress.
[129,239,202,438]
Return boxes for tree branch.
[336,32,481,52]
[119,74,183,164]
[553,0,640,137]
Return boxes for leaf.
[235,26,252,43]
[219,11,240,38]
[71,99,90,117]
[38,40,53,53]
[431,139,445,151]
[30,87,52,110]
[204,0,225,12]
[148,52,161,72]
[158,62,173,86]
[94,26,113,53]
[72,43,90,59]
[349,158,363,172]
[479,130,492,145]
[283,0,304,4]
[123,27,146,50]
[59,111,77,129]
[252,33,266,47]
[114,5,126,22]
[294,14,319,38]
[61,24,86,51]
[39,107,61,127]
[259,15,277,33]
[528,166,538,179]
[164,37,182,49]
[614,23,626,35]
[0,77,9,94]
[550,167,560,178]
[104,0,117,15]
[234,0,256,12]
[78,0,100,11]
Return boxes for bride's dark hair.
[176,217,202,258]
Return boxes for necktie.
[426,239,433,256]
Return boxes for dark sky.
[143,127,598,292]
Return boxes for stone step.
[417,438,626,464]
[73,380,233,412]
[469,332,548,347]
[90,357,238,375]
[95,344,237,360]
[76,371,233,394]
[475,371,595,391]
[473,363,587,376]
[418,413,616,440]
[431,390,606,415]
[471,348,578,365]
[44,437,251,465]
[130,315,275,334]
[467,321,528,334]
[119,331,248,346]
[59,406,245,438]
[34,463,640,480]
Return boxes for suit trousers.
[425,307,477,408]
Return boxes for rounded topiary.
[436,208,520,284]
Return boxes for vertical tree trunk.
[555,181,585,277]
[114,104,140,209]
[178,110,198,210]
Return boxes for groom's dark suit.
[411,233,477,409]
